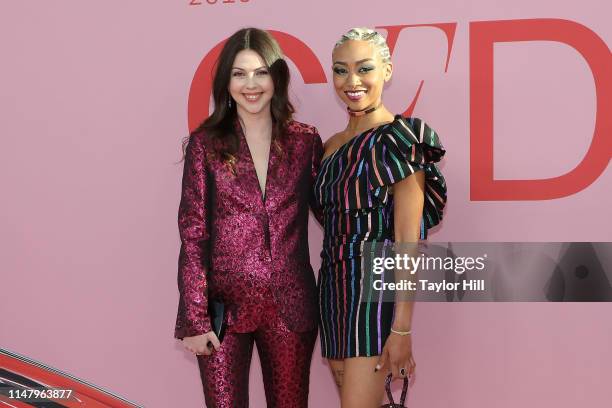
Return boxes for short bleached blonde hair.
[334,27,391,64]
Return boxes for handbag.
[206,300,226,349]
[381,373,409,408]
[203,181,225,350]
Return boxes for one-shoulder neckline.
[321,115,401,163]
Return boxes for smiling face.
[229,49,274,117]
[332,40,392,112]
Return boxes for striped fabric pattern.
[314,115,447,359]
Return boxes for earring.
[228,98,232,108]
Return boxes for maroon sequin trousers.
[197,292,317,408]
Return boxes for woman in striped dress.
[314,28,447,407]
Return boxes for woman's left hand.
[376,332,416,380]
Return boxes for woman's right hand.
[182,332,221,356]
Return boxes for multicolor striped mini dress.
[314,115,447,359]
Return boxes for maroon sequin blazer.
[174,119,323,339]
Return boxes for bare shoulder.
[323,131,348,158]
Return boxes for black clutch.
[206,300,226,349]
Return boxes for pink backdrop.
[1,1,610,407]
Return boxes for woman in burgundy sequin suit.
[174,28,323,408]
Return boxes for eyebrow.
[333,58,374,66]
[231,66,268,71]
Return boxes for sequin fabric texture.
[174,119,324,339]
[314,116,447,358]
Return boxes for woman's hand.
[376,332,416,380]
[182,332,221,356]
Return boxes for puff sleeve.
[368,116,447,238]
[174,132,212,339]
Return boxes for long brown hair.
[183,28,294,166]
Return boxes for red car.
[1,348,141,407]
